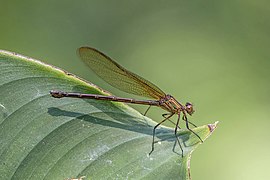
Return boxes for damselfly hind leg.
[174,113,184,157]
[149,113,174,155]
[143,105,151,116]
[162,113,181,130]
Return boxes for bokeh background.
[1,1,269,179]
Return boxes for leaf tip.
[207,121,219,132]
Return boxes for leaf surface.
[0,50,217,180]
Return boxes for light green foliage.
[0,51,217,180]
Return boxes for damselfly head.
[185,102,194,115]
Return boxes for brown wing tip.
[77,46,108,57]
[77,46,93,56]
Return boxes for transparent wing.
[78,47,166,99]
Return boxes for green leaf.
[0,50,218,180]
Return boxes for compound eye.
[185,102,194,115]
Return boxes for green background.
[1,1,269,179]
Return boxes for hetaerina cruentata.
[50,47,203,156]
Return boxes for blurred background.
[1,0,269,179]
